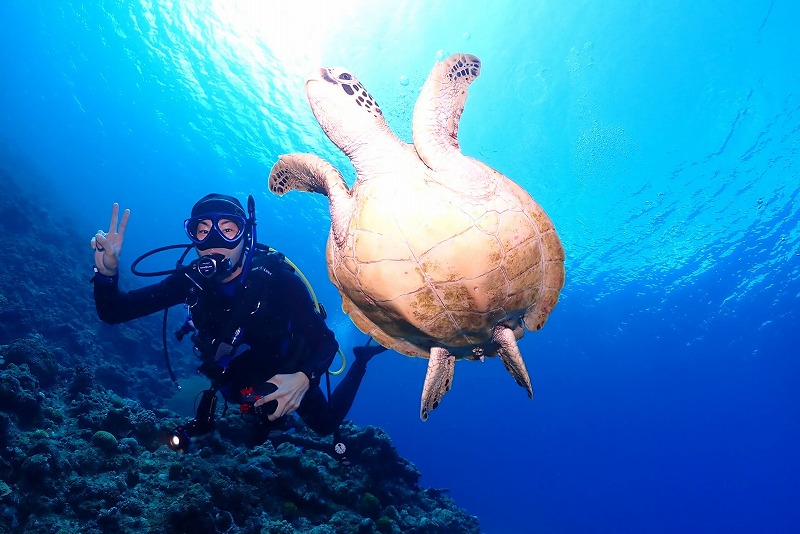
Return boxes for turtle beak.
[305,69,336,97]
[306,68,336,85]
[320,68,337,84]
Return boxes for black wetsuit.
[93,249,366,435]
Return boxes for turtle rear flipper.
[420,347,456,421]
[269,153,354,248]
[493,325,534,399]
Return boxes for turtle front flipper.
[420,347,456,421]
[492,325,534,399]
[412,53,481,172]
[268,153,354,248]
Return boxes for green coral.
[376,515,396,533]
[281,500,299,518]
[91,430,118,453]
[358,492,382,519]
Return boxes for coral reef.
[0,165,480,533]
[0,373,479,533]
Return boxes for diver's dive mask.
[184,213,247,251]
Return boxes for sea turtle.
[268,53,565,420]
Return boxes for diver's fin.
[420,347,455,421]
[493,325,534,399]
[268,153,354,248]
[353,342,387,363]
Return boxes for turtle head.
[305,67,395,156]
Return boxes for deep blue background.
[2,1,798,532]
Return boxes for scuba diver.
[90,193,385,450]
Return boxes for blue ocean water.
[2,0,798,532]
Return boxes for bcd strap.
[209,251,284,367]
[188,250,298,377]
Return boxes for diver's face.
[194,217,242,242]
[194,217,245,282]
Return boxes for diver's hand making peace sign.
[91,203,130,277]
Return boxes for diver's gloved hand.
[255,372,310,422]
[353,343,388,363]
[90,202,130,277]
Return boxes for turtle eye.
[339,73,353,81]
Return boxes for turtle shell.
[327,161,565,360]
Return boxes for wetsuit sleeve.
[93,272,189,324]
[276,269,338,387]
